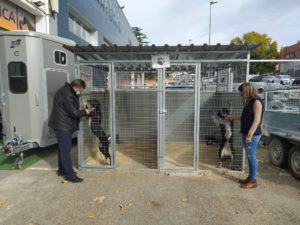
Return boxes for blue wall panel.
[57,0,138,46]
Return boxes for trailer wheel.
[14,152,24,169]
[288,146,300,180]
[269,138,290,167]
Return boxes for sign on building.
[0,0,36,31]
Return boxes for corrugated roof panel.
[64,43,260,61]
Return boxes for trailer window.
[54,51,67,65]
[8,62,28,94]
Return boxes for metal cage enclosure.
[64,44,259,172]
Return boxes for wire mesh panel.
[264,89,300,140]
[114,62,158,169]
[79,64,112,168]
[199,62,247,170]
[163,64,196,169]
[200,62,247,92]
[265,89,300,111]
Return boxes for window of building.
[103,37,112,46]
[54,51,67,65]
[68,10,97,45]
[286,52,296,59]
[8,62,28,94]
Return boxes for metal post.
[157,68,165,172]
[130,72,135,89]
[246,51,250,82]
[209,1,218,45]
[209,3,212,45]
[141,72,145,88]
[194,63,201,170]
[111,63,116,169]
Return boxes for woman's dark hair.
[71,79,86,89]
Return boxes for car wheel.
[269,137,290,167]
[288,146,300,180]
[272,80,274,83]
[280,81,284,85]
[268,100,284,110]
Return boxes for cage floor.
[83,142,226,170]
[116,141,157,169]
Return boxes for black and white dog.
[87,99,111,165]
[211,108,234,168]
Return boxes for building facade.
[0,0,138,46]
[280,41,300,77]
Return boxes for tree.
[132,27,149,46]
[231,31,279,74]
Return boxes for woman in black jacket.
[49,79,91,183]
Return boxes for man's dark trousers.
[55,130,76,179]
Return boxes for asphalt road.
[0,146,299,225]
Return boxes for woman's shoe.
[240,179,257,188]
[238,176,250,184]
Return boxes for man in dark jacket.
[49,79,91,183]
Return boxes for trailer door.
[44,69,69,137]
[2,61,31,143]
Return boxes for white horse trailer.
[0,31,76,166]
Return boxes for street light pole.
[209,0,218,45]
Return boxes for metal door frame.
[78,62,114,170]
[158,62,200,172]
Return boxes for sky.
[118,0,300,48]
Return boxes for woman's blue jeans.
[242,134,261,179]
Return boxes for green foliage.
[231,31,279,74]
[132,27,149,46]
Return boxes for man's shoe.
[75,175,83,181]
[65,176,83,183]
[240,179,257,188]
[57,171,64,176]
[58,170,77,177]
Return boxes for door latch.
[159,109,168,114]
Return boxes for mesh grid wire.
[78,61,248,171]
[199,62,247,170]
[264,89,300,140]
[265,89,300,112]
[80,64,112,167]
[114,62,158,169]
[164,65,196,169]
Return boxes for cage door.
[161,64,197,170]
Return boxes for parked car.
[261,75,280,83]
[249,75,263,82]
[166,81,193,88]
[276,75,295,85]
[292,78,300,85]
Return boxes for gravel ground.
[0,146,299,225]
